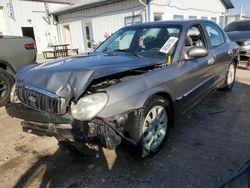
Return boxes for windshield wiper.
[112,49,142,57]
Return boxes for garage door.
[0,7,7,35]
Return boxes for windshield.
[95,25,181,60]
[225,21,250,32]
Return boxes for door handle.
[228,49,234,56]
[208,58,215,65]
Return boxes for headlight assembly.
[243,40,250,46]
[10,84,20,103]
[71,93,108,121]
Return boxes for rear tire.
[222,63,236,90]
[137,96,172,158]
[0,70,14,107]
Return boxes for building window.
[188,16,197,20]
[154,13,163,21]
[211,17,217,23]
[201,17,208,20]
[124,15,142,26]
[173,15,184,20]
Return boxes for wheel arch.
[0,60,16,76]
[135,91,175,158]
[144,91,175,127]
[148,92,175,113]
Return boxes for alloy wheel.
[142,105,168,157]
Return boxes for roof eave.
[220,0,234,9]
[51,0,125,16]
[21,0,73,5]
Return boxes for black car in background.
[225,20,250,61]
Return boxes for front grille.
[236,41,244,46]
[17,85,60,114]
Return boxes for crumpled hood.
[16,53,161,100]
[226,31,250,42]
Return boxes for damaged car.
[6,20,238,158]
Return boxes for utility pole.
[147,0,151,22]
[240,0,243,20]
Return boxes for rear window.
[225,21,250,32]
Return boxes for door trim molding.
[176,74,215,102]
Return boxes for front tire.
[0,70,14,107]
[137,96,172,158]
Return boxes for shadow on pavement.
[213,159,250,188]
[13,142,148,188]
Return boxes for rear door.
[202,22,233,87]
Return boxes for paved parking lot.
[0,66,249,188]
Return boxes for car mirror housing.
[187,47,208,58]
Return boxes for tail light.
[25,43,36,50]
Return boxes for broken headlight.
[71,93,108,121]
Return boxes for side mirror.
[187,47,208,58]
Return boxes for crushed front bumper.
[20,119,125,149]
[5,103,138,148]
[21,121,80,140]
[5,103,73,124]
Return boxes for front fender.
[98,72,174,118]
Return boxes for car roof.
[125,19,215,28]
[228,20,250,24]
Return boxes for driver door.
[175,24,216,115]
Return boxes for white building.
[227,3,250,24]
[0,0,77,53]
[52,0,234,53]
[226,13,250,24]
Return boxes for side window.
[186,26,206,48]
[189,16,197,20]
[154,13,163,21]
[124,15,142,26]
[211,17,217,23]
[173,15,184,20]
[204,23,225,48]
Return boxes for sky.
[230,0,250,15]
